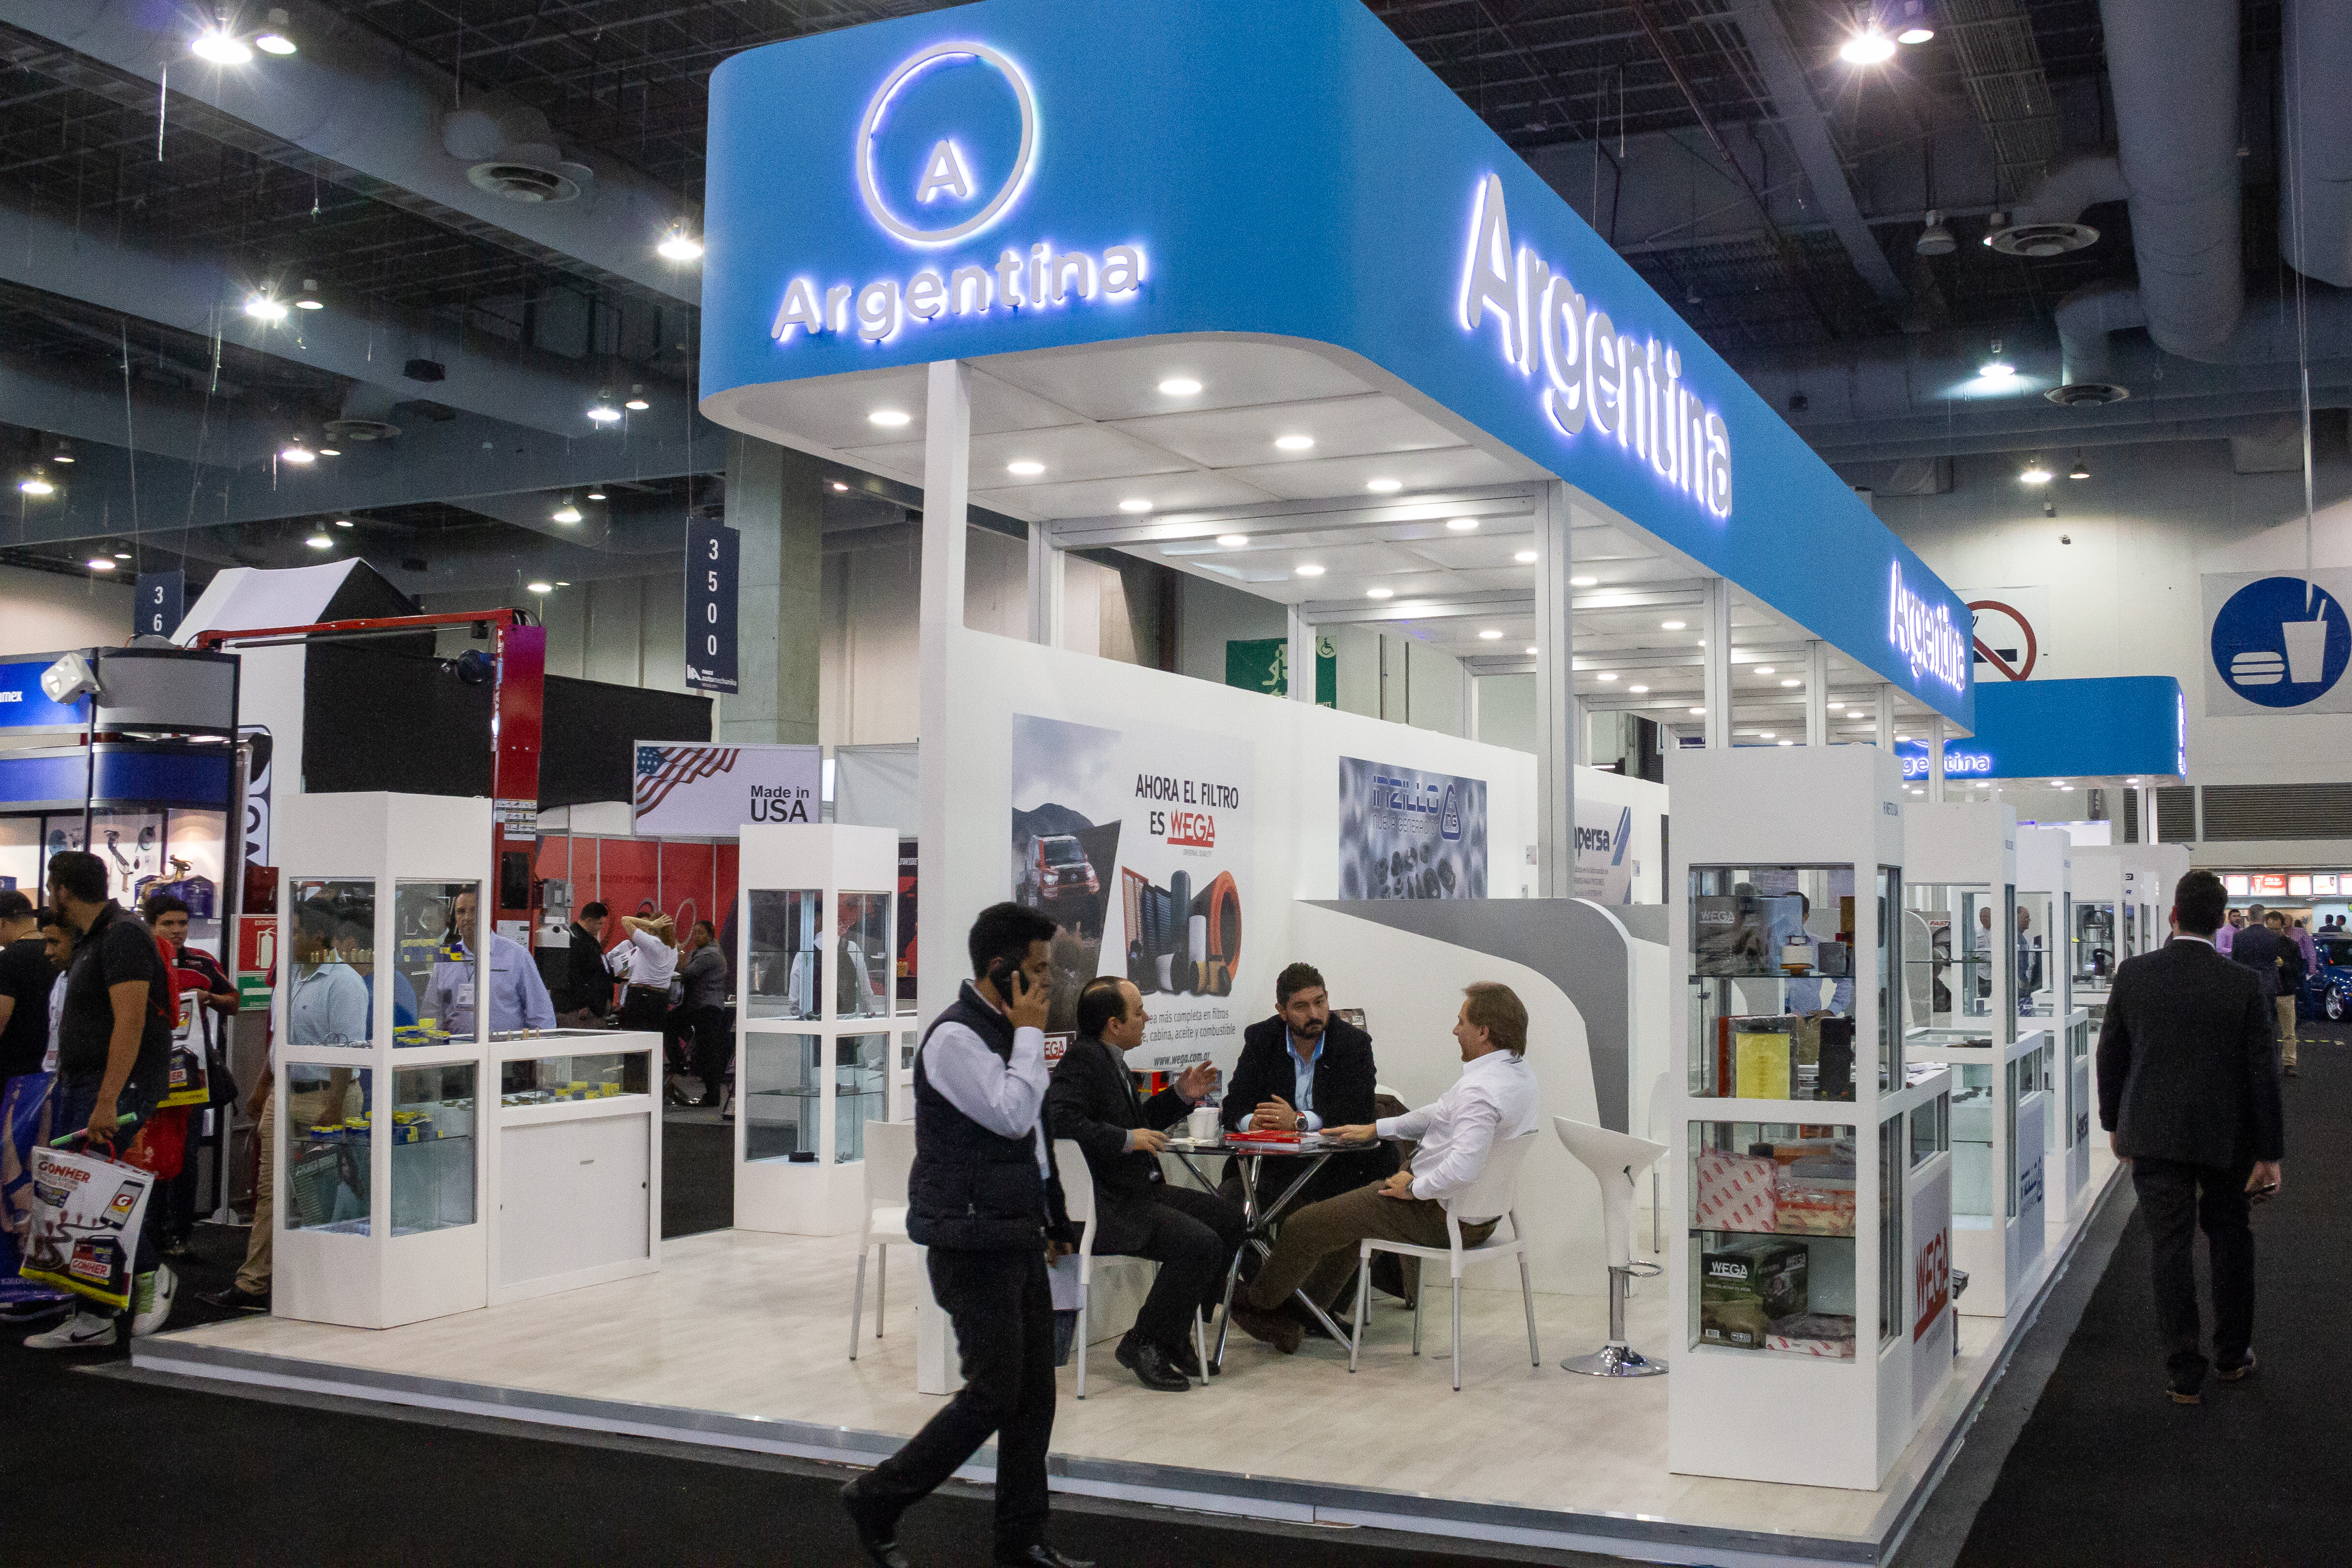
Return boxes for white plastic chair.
[1553,1114,1669,1377]
[1054,1138,1207,1399]
[1348,1129,1540,1391]
[848,1119,916,1360]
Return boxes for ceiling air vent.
[324,417,400,443]
[466,142,589,205]
[2046,382,2129,406]
[403,358,446,383]
[1987,221,2099,257]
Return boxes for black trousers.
[1094,1182,1245,1349]
[660,1004,731,1100]
[860,1246,1056,1556]
[618,985,668,1032]
[2131,1155,2255,1390]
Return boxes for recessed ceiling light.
[305,534,332,549]
[86,557,117,571]
[1688,707,1706,715]
[1524,645,1539,656]
[2125,777,2140,785]
[2049,780,2067,788]
[1366,478,1402,493]
[1514,550,1539,564]
[1897,733,1911,742]
[1293,563,1325,577]
[1006,460,1045,477]
[1274,434,1315,451]
[1660,620,1686,630]
[527,580,555,594]
[1781,678,1802,687]
[2059,784,2075,791]
[1596,672,1618,681]
[1446,517,1479,532]
[1367,587,1394,599]
[868,409,911,427]
[1754,666,1775,675]
[1779,739,1796,747]
[1118,497,1153,512]
[1479,629,1503,640]
[1629,684,1649,693]
[332,517,353,528]
[1216,533,1249,547]
[1759,732,1776,740]
[1569,575,1599,587]
[1158,377,1202,396]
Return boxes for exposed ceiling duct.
[1986,153,2125,258]
[2281,0,2352,287]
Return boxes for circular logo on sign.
[2210,576,2351,707]
[1967,598,2037,681]
[856,42,1036,247]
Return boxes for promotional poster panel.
[1011,714,1252,1073]
[1337,758,1486,899]
[633,742,820,836]
[1575,799,1635,905]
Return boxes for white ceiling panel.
[1400,532,1545,569]
[1221,444,1535,500]
[985,471,1279,519]
[974,340,1372,422]
[850,423,1192,486]
[1109,393,1463,469]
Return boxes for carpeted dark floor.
[1955,1024,2350,1568]
[661,1113,735,1237]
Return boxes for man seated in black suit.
[1045,976,1242,1392]
[2098,869,2285,1405]
[1221,963,1398,1210]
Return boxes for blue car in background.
[2300,932,2352,1023]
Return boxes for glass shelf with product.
[2012,889,2058,1018]
[1690,1120,1859,1361]
[389,1063,477,1235]
[2071,900,2117,987]
[1900,883,2016,1046]
[1908,1027,2050,1316]
[1688,865,1898,1104]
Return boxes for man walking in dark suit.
[841,904,1089,1568]
[2097,869,2285,1405]
[1221,963,1397,1209]
[1046,976,1243,1391]
[2229,900,2289,1077]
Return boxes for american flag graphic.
[635,745,740,815]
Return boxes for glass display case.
[284,1065,369,1234]
[2012,890,2057,1017]
[393,880,477,1046]
[390,1063,476,1234]
[2072,900,2117,985]
[1908,1025,2050,1318]
[1901,883,2016,1042]
[736,824,905,1235]
[1686,865,1869,1104]
[1689,1119,1859,1360]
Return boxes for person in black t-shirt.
[0,889,49,1082]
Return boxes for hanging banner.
[1011,713,1253,1074]
[686,518,740,694]
[133,570,186,641]
[1337,757,1487,899]
[633,741,820,835]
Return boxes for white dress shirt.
[606,926,678,988]
[1375,1048,1540,1214]
[922,988,1051,1175]
[289,957,372,1046]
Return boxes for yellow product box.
[1733,1030,1793,1099]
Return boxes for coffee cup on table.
[1188,1104,1220,1142]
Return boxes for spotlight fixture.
[191,24,254,64]
[1367,587,1394,599]
[1273,434,1315,451]
[1445,517,1479,532]
[305,534,333,549]
[293,278,324,310]
[1293,563,1326,577]
[867,408,911,427]
[657,226,705,263]
[1838,22,1897,65]
[2068,454,2091,480]
[527,581,555,595]
[333,517,354,528]
[87,557,118,572]
[1888,0,1936,43]
[587,391,622,423]
[17,470,55,496]
[624,385,651,411]
[317,445,341,457]
[1006,460,1046,477]
[2019,455,2054,484]
[1478,629,1503,640]
[585,488,607,501]
[1157,377,1201,396]
[1660,620,1687,630]
[49,440,73,465]
[1514,550,1539,564]
[1569,575,1598,588]
[1915,210,1956,257]
[243,291,287,323]
[1365,478,1403,493]
[831,482,851,493]
[111,549,132,560]
[254,8,296,53]
[552,498,583,524]
[1117,498,1152,513]
[278,438,316,464]
[1216,533,1249,547]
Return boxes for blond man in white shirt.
[1229,982,1540,1354]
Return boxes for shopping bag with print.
[0,1074,72,1316]
[159,965,214,1110]
[18,1137,155,1310]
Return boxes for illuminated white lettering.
[1539,276,1587,436]
[773,278,824,339]
[915,139,974,204]
[1052,250,1096,302]
[906,270,946,320]
[1460,173,1518,364]
[765,243,1151,345]
[825,284,852,334]
[950,264,995,315]
[1587,311,1617,438]
[1100,245,1145,294]
[856,279,901,342]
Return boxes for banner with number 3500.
[687,518,740,694]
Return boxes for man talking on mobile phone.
[841,902,1089,1568]
[2096,869,2284,1406]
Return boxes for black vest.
[907,983,1070,1251]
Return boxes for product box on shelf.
[1733,1023,1796,1099]
[1694,893,1804,975]
[1700,1239,1810,1350]
[1767,1312,1857,1359]
[1694,1150,1778,1232]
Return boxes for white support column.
[917,359,970,1035]
[1571,693,1591,767]
[1928,716,1947,804]
[1700,576,1732,748]
[1804,638,1829,746]
[1532,481,1575,896]
[1874,684,1896,750]
[1287,602,1316,705]
[1025,522,1064,648]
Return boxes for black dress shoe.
[2217,1350,2257,1382]
[1115,1333,1192,1392]
[840,1478,911,1568]
[997,1546,1093,1568]
[2167,1383,2202,1405]
[1166,1336,1216,1379]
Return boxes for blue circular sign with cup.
[2210,575,2351,707]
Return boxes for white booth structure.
[2018,827,2093,1223]
[271,793,661,1328]
[734,823,906,1237]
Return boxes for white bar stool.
[1553,1114,1669,1378]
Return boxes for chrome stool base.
[1561,1342,1668,1377]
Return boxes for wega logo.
[1913,1226,1950,1340]
[1167,809,1216,849]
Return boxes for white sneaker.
[131,1265,175,1338]
[24,1310,118,1350]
